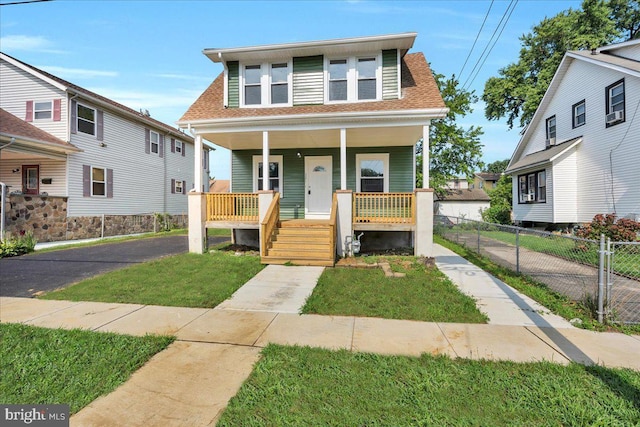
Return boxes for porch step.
[262,221,335,267]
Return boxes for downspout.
[67,93,80,204]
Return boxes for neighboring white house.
[434,188,490,222]
[505,39,640,228]
[0,52,209,241]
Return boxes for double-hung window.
[356,153,389,193]
[572,100,586,128]
[606,79,625,126]
[357,58,377,100]
[253,155,283,194]
[150,131,159,154]
[328,59,348,101]
[34,101,52,120]
[92,167,106,197]
[518,170,546,203]
[270,63,288,104]
[244,65,262,105]
[77,104,96,135]
[175,140,183,154]
[545,115,556,141]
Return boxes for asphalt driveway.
[0,235,229,297]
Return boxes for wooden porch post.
[262,131,269,192]
[422,124,429,189]
[340,128,347,190]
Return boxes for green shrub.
[576,213,640,242]
[1,231,37,258]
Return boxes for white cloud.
[39,65,118,79]
[0,34,66,53]
[86,87,202,111]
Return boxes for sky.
[0,0,584,180]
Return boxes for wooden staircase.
[262,220,335,266]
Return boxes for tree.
[416,71,484,195]
[610,0,640,40]
[483,0,623,130]
[481,175,513,224]
[485,159,510,174]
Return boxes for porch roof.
[0,108,81,158]
[505,137,582,174]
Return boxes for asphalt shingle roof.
[0,108,78,150]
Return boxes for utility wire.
[461,0,517,91]
[458,0,495,81]
[0,0,51,5]
[463,0,518,91]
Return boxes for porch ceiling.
[201,126,424,150]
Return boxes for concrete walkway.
[2,244,640,426]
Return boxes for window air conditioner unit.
[606,110,624,124]
[545,137,556,148]
[527,194,535,202]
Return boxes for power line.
[463,0,518,92]
[0,0,51,6]
[458,0,494,81]
[461,0,518,91]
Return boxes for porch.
[197,190,432,266]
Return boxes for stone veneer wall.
[3,195,188,242]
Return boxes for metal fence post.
[597,234,605,323]
[477,221,481,254]
[516,228,520,274]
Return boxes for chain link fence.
[434,215,640,325]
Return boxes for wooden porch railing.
[353,192,415,224]
[205,193,259,222]
[328,193,338,259]
[260,193,280,256]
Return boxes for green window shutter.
[227,61,239,108]
[293,55,324,105]
[382,49,399,100]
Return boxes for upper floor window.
[150,131,159,154]
[606,79,625,126]
[175,140,183,154]
[545,115,556,140]
[270,63,288,104]
[77,104,96,135]
[356,153,389,192]
[244,65,262,105]
[572,100,586,128]
[241,62,292,107]
[34,101,52,120]
[326,56,381,103]
[329,59,348,101]
[357,58,377,100]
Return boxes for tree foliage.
[485,159,510,174]
[481,175,513,225]
[416,72,483,194]
[482,0,634,129]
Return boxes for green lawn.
[41,250,264,308]
[302,256,488,323]
[218,344,640,426]
[0,323,173,414]
[207,227,232,237]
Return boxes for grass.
[207,228,232,236]
[434,235,640,335]
[301,256,488,323]
[0,323,173,414]
[218,344,640,426]
[41,249,264,308]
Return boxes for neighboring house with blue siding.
[0,52,208,242]
[179,33,447,265]
[505,39,640,229]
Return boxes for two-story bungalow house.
[179,33,447,265]
[0,52,209,242]
[506,39,640,229]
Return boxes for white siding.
[0,59,68,140]
[513,57,640,224]
[607,44,640,61]
[435,200,489,221]
[0,158,67,196]
[164,137,195,215]
[512,166,553,223]
[552,148,578,223]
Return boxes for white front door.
[305,156,333,218]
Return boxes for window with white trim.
[573,100,586,128]
[244,65,262,105]
[92,166,106,197]
[241,62,292,107]
[545,115,556,140]
[77,103,96,135]
[34,101,52,120]
[253,155,283,194]
[174,179,183,194]
[326,55,381,103]
[518,170,546,203]
[270,63,288,104]
[356,153,389,192]
[175,140,183,154]
[150,131,159,154]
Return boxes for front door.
[22,165,39,195]
[305,156,332,218]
